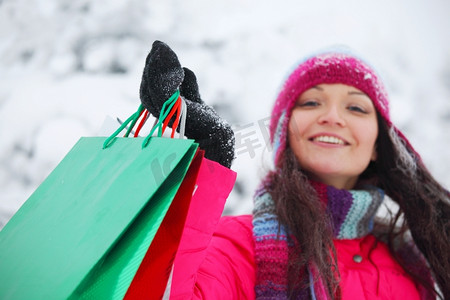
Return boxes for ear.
[371,144,377,161]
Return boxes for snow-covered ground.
[1,0,449,228]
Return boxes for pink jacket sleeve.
[171,215,256,299]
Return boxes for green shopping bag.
[0,100,198,299]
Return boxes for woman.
[140,41,449,299]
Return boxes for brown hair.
[265,113,450,299]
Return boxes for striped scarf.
[252,181,434,299]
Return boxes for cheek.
[367,123,378,145]
[356,122,378,157]
[288,120,300,142]
[287,116,304,158]
[288,111,309,141]
[363,128,378,146]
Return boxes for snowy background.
[1,0,449,229]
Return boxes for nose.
[317,105,346,127]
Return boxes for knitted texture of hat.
[270,52,391,165]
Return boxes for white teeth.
[314,136,345,145]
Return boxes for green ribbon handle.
[142,90,180,148]
[103,104,144,149]
[102,90,181,149]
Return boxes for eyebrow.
[311,85,369,98]
[348,91,367,96]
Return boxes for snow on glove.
[140,40,235,168]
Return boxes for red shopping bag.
[124,150,205,300]
[169,157,237,299]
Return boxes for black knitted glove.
[140,41,235,168]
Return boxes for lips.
[309,134,349,145]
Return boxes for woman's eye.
[299,100,319,107]
[348,105,367,113]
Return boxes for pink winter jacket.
[170,215,422,300]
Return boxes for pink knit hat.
[270,51,419,165]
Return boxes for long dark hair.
[373,114,450,299]
[265,113,450,299]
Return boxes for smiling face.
[288,84,378,189]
